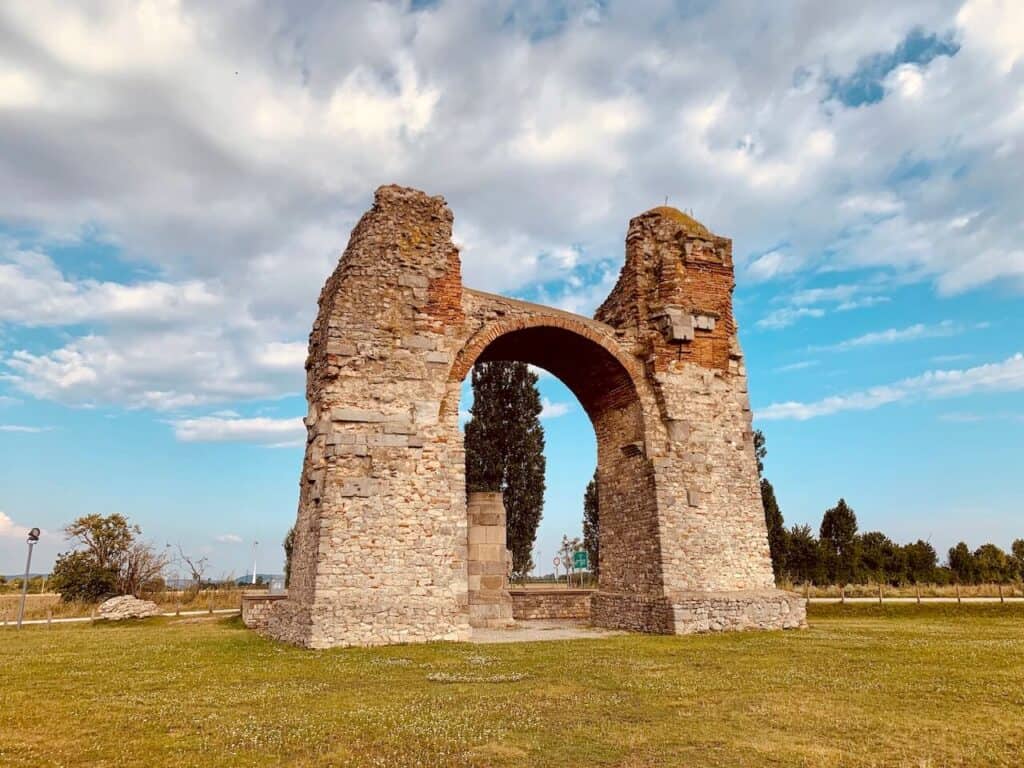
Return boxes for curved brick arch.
[442,309,647,427]
[263,185,805,649]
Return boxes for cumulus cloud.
[757,352,1024,420]
[0,0,1021,412]
[0,242,222,327]
[0,511,29,539]
[540,398,572,420]
[170,415,305,446]
[758,282,894,330]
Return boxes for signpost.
[573,551,589,570]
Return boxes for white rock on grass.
[97,595,162,621]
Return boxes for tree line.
[758,432,1024,586]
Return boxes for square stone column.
[467,491,514,628]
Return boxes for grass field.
[2,604,1022,767]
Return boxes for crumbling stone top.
[642,206,711,236]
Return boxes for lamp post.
[250,540,259,585]
[16,527,41,630]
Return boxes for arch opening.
[451,322,665,627]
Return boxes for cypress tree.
[464,361,546,578]
[582,470,599,578]
[753,430,787,583]
[820,499,859,585]
[761,478,788,582]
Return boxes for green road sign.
[573,550,588,569]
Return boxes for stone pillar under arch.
[466,491,514,629]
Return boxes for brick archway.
[444,312,664,614]
[264,185,805,648]
[443,310,645,423]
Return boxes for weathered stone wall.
[264,184,805,648]
[467,491,514,628]
[242,593,288,630]
[265,186,471,648]
[510,589,592,620]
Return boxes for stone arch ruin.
[266,185,805,648]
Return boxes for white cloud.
[0,0,1021,413]
[938,411,985,423]
[0,511,29,539]
[756,307,825,330]
[540,398,571,420]
[757,352,1024,421]
[0,243,222,327]
[215,534,243,544]
[5,331,306,410]
[760,283,893,330]
[816,320,963,351]
[836,296,891,312]
[746,250,801,282]
[0,424,52,433]
[171,415,305,446]
[774,360,818,373]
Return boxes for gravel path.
[469,619,625,643]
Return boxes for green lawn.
[2,605,1022,767]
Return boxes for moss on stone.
[647,206,710,236]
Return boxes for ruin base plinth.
[592,589,806,634]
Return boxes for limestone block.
[97,595,161,621]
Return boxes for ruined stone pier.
[265,185,806,648]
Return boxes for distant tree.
[858,531,905,584]
[948,542,976,584]
[1011,539,1024,581]
[50,551,118,602]
[786,524,821,584]
[464,361,546,578]
[120,540,170,597]
[283,526,296,588]
[177,544,210,595]
[904,540,939,584]
[753,429,767,476]
[820,499,859,585]
[65,514,138,573]
[559,534,583,582]
[752,430,787,583]
[761,479,788,582]
[52,513,165,601]
[973,543,1011,583]
[582,470,599,578]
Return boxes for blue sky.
[1,0,1022,575]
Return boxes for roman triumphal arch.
[265,185,806,648]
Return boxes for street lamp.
[16,527,41,630]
